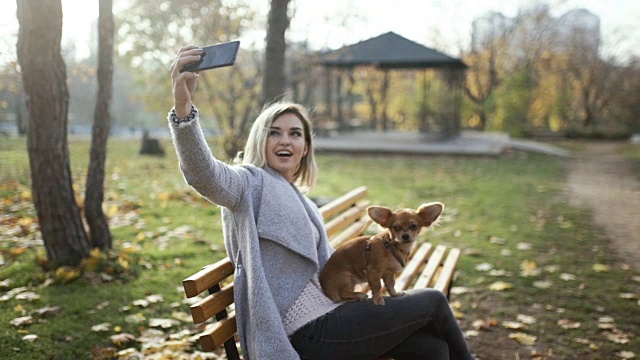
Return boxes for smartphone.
[180,40,240,73]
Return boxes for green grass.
[1,137,638,359]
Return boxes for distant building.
[471,5,600,56]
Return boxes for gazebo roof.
[319,31,466,69]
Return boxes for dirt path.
[566,141,640,268]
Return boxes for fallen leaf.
[489,236,506,245]
[91,323,112,332]
[509,332,537,345]
[616,351,636,359]
[488,281,512,291]
[146,294,164,304]
[558,319,581,329]
[619,293,637,300]
[10,316,34,327]
[30,305,62,318]
[560,273,576,281]
[111,333,137,347]
[502,321,524,329]
[605,330,631,344]
[599,316,615,323]
[475,262,493,271]
[516,242,532,250]
[132,299,149,308]
[148,318,179,329]
[450,287,469,295]
[533,280,553,289]
[592,264,611,273]
[15,291,40,301]
[520,260,540,277]
[54,266,82,283]
[517,314,537,325]
[465,330,479,337]
[22,334,38,342]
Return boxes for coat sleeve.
[168,113,246,210]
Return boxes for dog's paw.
[372,296,385,305]
[391,291,405,298]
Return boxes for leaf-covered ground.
[1,138,638,359]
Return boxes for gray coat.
[169,116,333,359]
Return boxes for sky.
[0,0,638,62]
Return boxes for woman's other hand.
[170,46,203,118]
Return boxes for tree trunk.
[262,0,290,104]
[85,0,114,250]
[17,0,90,266]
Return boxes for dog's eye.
[409,224,418,231]
[393,225,402,232]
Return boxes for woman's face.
[265,112,308,183]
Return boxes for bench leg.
[208,284,241,360]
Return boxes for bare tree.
[17,0,90,266]
[263,0,290,104]
[85,0,114,250]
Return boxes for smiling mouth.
[276,150,293,158]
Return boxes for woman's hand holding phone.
[170,46,202,118]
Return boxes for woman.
[169,46,474,360]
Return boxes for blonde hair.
[241,102,318,190]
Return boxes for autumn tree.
[263,0,291,104]
[85,0,114,250]
[118,0,260,159]
[17,0,90,265]
[463,18,509,130]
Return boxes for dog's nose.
[402,233,410,241]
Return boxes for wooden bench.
[182,186,462,359]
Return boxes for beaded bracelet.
[169,104,198,124]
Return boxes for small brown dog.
[320,203,444,305]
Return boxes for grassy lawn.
[1,137,638,359]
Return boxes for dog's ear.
[367,206,394,227]
[417,203,444,227]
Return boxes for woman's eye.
[291,131,302,137]
[269,130,279,137]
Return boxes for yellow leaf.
[107,204,119,217]
[488,281,512,291]
[135,232,146,241]
[17,217,33,226]
[509,332,537,345]
[10,247,27,257]
[118,255,130,270]
[54,266,81,284]
[81,248,103,272]
[593,264,611,272]
[21,190,32,200]
[14,304,25,314]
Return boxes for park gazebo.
[318,31,467,138]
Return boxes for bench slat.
[199,312,238,352]
[395,243,434,291]
[414,244,447,288]
[183,258,234,298]
[434,248,461,293]
[329,218,371,247]
[324,200,370,238]
[320,186,368,220]
[190,283,235,324]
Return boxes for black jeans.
[289,289,474,360]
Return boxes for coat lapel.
[256,168,319,264]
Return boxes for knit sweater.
[168,109,339,359]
